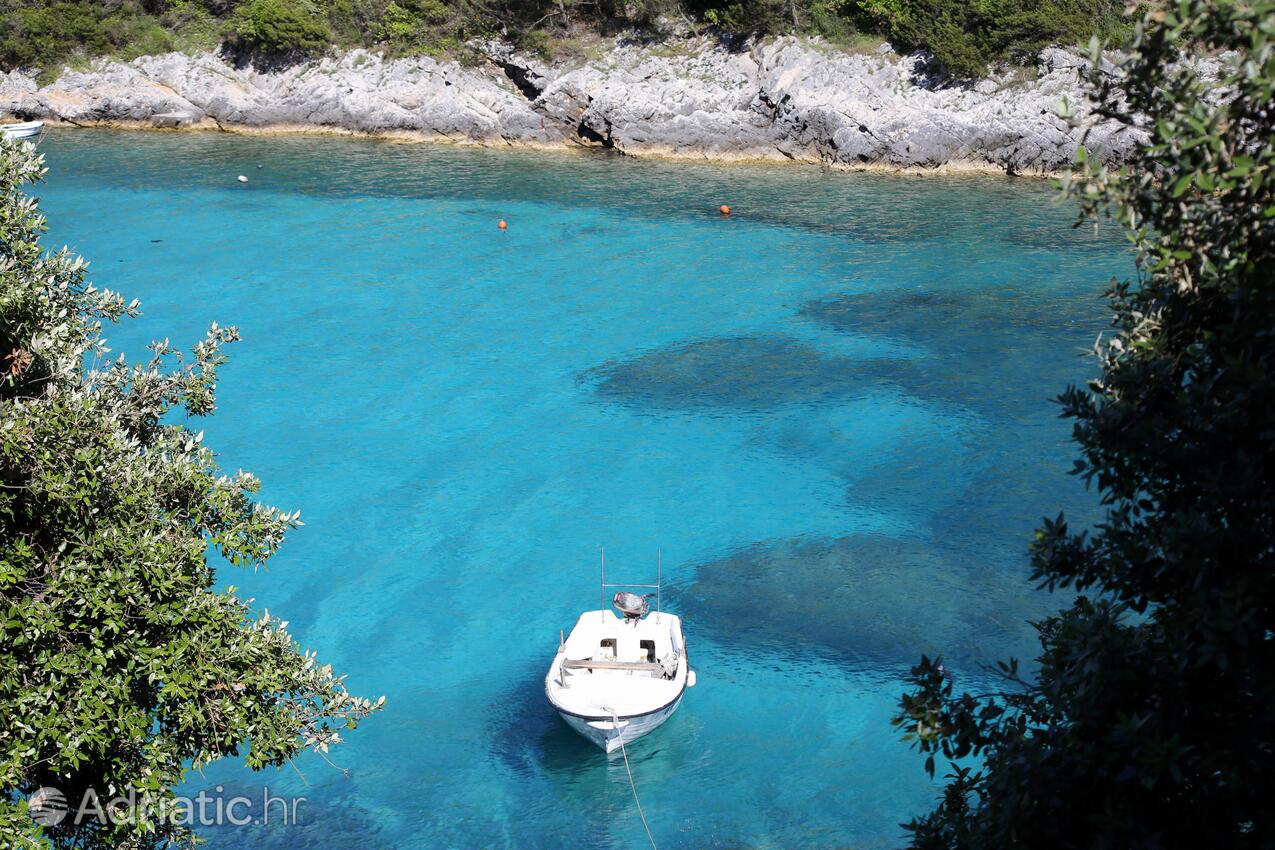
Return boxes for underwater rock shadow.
[580,334,909,412]
[1004,218,1134,256]
[797,287,1108,415]
[801,287,1106,355]
[581,285,1105,418]
[576,319,1092,555]
[798,286,1108,546]
[681,534,1047,672]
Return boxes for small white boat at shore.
[2,120,44,140]
[546,553,696,754]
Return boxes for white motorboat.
[546,554,696,754]
[2,121,44,140]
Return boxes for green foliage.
[381,1,424,38]
[373,0,451,47]
[0,1,173,72]
[226,0,333,57]
[514,28,556,59]
[326,0,364,42]
[0,139,384,849]
[895,1,1275,847]
[625,0,681,29]
[805,0,858,42]
[693,0,790,34]
[0,0,1138,76]
[864,0,1132,78]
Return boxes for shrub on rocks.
[225,0,332,58]
[0,0,176,73]
[863,0,1133,78]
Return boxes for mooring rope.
[609,710,658,850]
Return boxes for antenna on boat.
[600,545,606,623]
[656,549,662,623]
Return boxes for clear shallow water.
[37,130,1131,849]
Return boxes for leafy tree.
[0,1,167,72]
[373,0,452,48]
[689,0,790,33]
[894,1,1275,847]
[862,0,1132,78]
[0,139,383,849]
[226,0,332,57]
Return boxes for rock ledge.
[0,38,1164,173]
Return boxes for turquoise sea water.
[37,130,1131,850]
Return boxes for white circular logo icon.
[29,787,68,826]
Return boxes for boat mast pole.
[600,545,606,623]
[656,548,662,623]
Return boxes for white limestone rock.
[0,37,1222,173]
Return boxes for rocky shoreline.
[1,37,1148,174]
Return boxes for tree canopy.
[860,0,1130,78]
[895,1,1275,847]
[0,138,382,850]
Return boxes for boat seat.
[562,659,665,673]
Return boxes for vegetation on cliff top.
[0,0,1138,79]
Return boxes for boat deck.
[548,609,687,719]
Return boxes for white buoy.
[237,175,248,183]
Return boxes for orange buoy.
[719,204,731,216]
[498,219,508,230]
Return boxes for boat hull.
[546,609,694,754]
[2,122,43,139]
[558,693,684,754]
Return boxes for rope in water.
[610,710,658,850]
